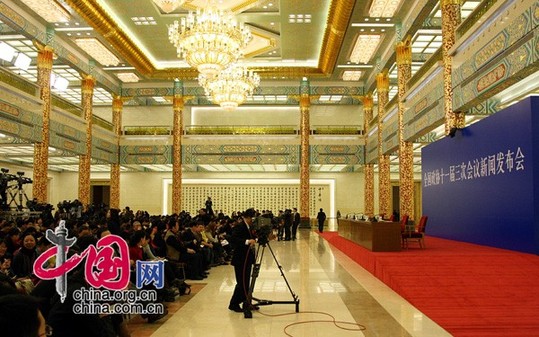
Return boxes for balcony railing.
[123,126,171,135]
[186,125,297,135]
[122,125,364,136]
[313,125,363,135]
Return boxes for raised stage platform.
[319,231,539,337]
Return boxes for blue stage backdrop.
[422,97,539,254]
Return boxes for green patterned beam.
[49,120,85,155]
[0,68,38,97]
[119,144,368,167]
[0,99,42,142]
[311,145,364,165]
[468,99,500,116]
[414,132,437,143]
[453,28,538,111]
[453,4,538,103]
[122,85,363,100]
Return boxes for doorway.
[91,184,110,206]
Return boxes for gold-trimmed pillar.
[362,94,374,217]
[32,45,54,203]
[78,75,95,207]
[441,0,464,135]
[299,78,310,219]
[110,96,122,209]
[377,70,391,218]
[396,37,415,220]
[172,81,184,214]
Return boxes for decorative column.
[172,81,184,214]
[363,94,375,217]
[110,96,123,209]
[78,75,95,207]
[396,37,415,220]
[441,0,464,135]
[32,46,54,203]
[377,70,391,217]
[299,78,310,221]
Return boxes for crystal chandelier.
[199,63,260,111]
[152,0,184,13]
[168,4,252,77]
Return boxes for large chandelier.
[153,0,185,13]
[168,4,252,77]
[199,63,260,111]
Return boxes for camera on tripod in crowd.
[26,198,54,212]
[0,168,18,186]
[15,171,32,187]
[252,215,274,245]
[57,199,82,213]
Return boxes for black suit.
[292,211,300,240]
[229,220,255,308]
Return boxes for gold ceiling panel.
[64,0,154,75]
[62,0,352,80]
[182,0,261,13]
[318,0,356,76]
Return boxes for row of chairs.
[399,215,428,249]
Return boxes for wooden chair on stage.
[402,215,428,249]
[399,215,409,233]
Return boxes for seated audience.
[12,232,38,278]
[0,294,49,337]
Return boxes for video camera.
[26,199,54,212]
[252,216,273,245]
[0,168,18,186]
[15,171,32,187]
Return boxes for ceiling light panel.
[350,35,381,64]
[131,17,157,26]
[20,0,70,23]
[342,70,363,81]
[288,14,312,24]
[74,38,120,66]
[369,0,403,18]
[116,73,140,83]
[411,31,442,55]
[0,42,15,62]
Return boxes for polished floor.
[149,229,451,337]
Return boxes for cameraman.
[228,208,256,317]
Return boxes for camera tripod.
[244,241,300,317]
[7,184,30,211]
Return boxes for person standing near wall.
[292,208,300,240]
[205,196,213,216]
[317,208,326,233]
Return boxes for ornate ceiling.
[1,0,483,106]
[0,0,495,174]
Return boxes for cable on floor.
[257,309,366,336]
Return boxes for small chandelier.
[153,0,185,13]
[168,4,252,77]
[199,63,260,111]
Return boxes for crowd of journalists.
[0,199,300,337]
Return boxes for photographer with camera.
[228,208,257,318]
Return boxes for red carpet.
[319,232,539,337]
